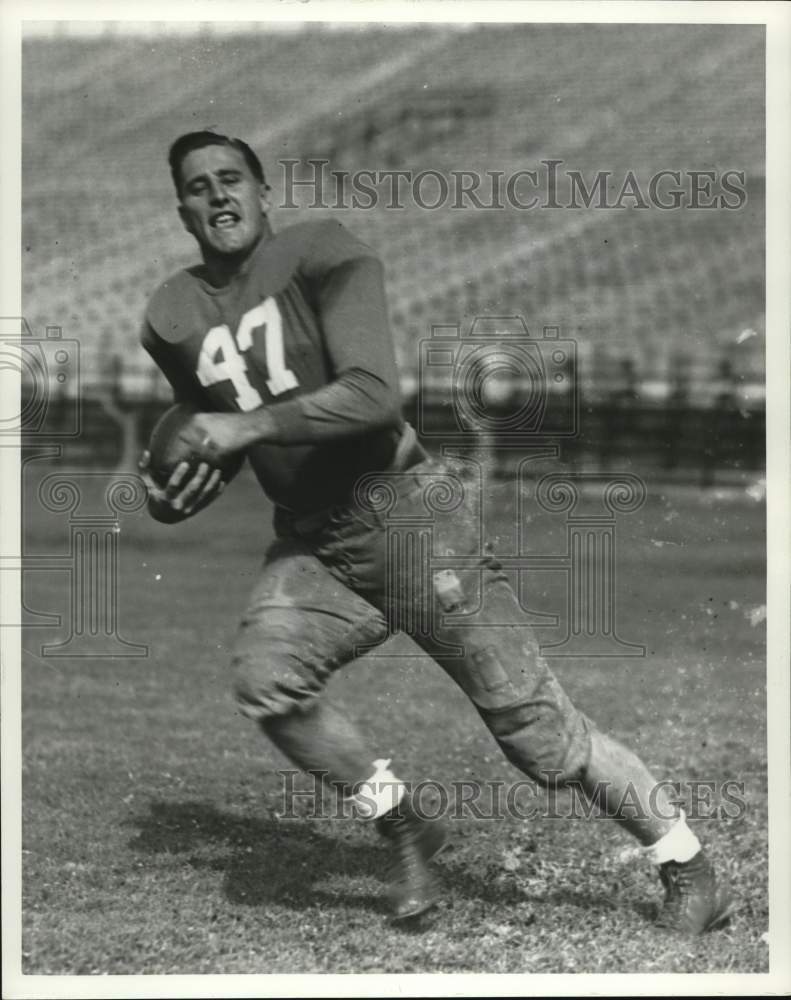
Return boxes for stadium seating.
[22,24,765,418]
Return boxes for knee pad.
[231,639,326,722]
[482,699,592,786]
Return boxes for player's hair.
[168,131,266,196]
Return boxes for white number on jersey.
[237,299,299,397]
[196,298,298,410]
[197,324,262,411]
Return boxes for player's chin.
[209,226,254,256]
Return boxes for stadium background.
[22,21,765,481]
[19,22,768,976]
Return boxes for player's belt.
[277,423,427,537]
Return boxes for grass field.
[20,464,767,975]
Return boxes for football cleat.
[657,850,734,934]
[376,798,447,921]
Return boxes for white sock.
[346,758,406,820]
[648,810,702,864]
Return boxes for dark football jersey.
[142,220,404,513]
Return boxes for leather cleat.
[657,850,734,934]
[376,798,447,921]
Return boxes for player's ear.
[258,184,272,216]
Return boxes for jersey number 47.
[196,298,298,410]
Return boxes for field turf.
[20,465,767,974]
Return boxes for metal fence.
[20,352,764,488]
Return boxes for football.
[147,402,245,488]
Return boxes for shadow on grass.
[127,798,387,914]
[126,798,650,924]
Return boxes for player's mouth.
[210,211,241,229]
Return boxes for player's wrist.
[242,406,278,447]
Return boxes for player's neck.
[201,219,273,287]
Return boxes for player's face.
[177,145,269,258]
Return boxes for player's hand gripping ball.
[140,403,246,523]
[147,402,245,488]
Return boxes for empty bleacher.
[20,24,765,478]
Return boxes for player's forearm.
[260,371,402,445]
[196,375,401,453]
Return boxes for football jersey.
[142,220,404,513]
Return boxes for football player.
[139,130,732,931]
